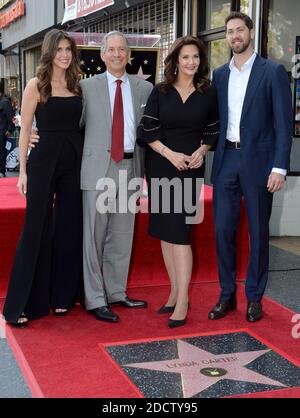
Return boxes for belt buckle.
[235,142,241,149]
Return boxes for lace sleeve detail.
[202,119,220,146]
[136,87,163,145]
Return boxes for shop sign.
[63,0,114,24]
[0,0,25,29]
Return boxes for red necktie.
[111,79,124,163]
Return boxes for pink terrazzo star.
[124,340,286,397]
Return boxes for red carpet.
[1,283,299,398]
[3,178,292,398]
[0,178,249,296]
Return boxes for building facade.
[1,0,299,175]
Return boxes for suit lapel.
[96,74,112,125]
[219,65,230,127]
[240,55,267,122]
[128,74,140,127]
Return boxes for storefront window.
[206,1,230,30]
[6,77,19,111]
[268,0,300,147]
[268,0,299,71]
[209,38,230,70]
[240,0,257,17]
[0,54,20,111]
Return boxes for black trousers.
[3,140,83,322]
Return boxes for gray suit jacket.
[80,73,153,190]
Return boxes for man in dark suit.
[209,12,293,322]
[0,82,15,178]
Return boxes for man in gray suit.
[80,31,152,322]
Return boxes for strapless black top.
[35,96,82,133]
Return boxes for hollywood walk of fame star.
[136,66,152,81]
[124,340,287,398]
[128,57,135,65]
[97,67,101,72]
[80,60,85,65]
[144,60,149,65]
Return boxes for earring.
[174,66,178,75]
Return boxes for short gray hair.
[101,31,130,54]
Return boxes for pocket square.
[141,104,146,108]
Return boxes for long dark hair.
[37,29,82,103]
[160,36,211,94]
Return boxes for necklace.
[175,84,195,94]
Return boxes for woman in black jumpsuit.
[138,36,219,328]
[3,30,83,326]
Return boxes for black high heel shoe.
[168,303,189,328]
[157,305,176,314]
[53,308,68,317]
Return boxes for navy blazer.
[211,55,293,185]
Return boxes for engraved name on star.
[124,340,287,398]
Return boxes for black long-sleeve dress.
[3,96,84,323]
[138,84,219,245]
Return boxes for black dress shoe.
[89,306,119,322]
[110,297,148,308]
[208,296,237,320]
[157,305,176,314]
[247,302,263,322]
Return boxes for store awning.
[62,0,115,24]
[0,54,18,78]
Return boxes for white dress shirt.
[106,70,135,153]
[227,52,286,176]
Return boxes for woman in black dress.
[138,36,219,328]
[3,30,83,327]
